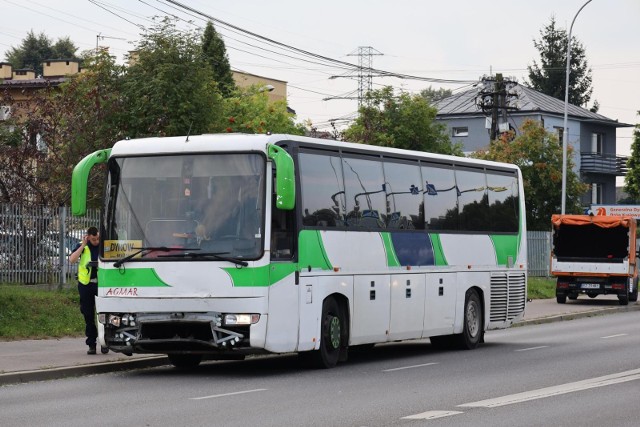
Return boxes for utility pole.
[490,74,501,141]
[476,73,517,140]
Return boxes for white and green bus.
[72,134,527,368]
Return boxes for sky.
[1,0,639,156]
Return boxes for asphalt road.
[2,311,640,427]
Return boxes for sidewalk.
[1,297,639,386]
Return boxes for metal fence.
[0,204,100,285]
[527,230,551,277]
[1,204,553,284]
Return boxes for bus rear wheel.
[300,297,345,369]
[455,289,483,350]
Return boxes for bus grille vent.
[490,273,526,322]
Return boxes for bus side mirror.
[71,148,111,216]
[267,144,295,210]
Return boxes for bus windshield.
[104,153,265,261]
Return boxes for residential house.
[435,79,633,206]
[232,70,294,114]
[1,59,80,123]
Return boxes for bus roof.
[110,133,520,172]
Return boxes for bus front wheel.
[300,297,344,369]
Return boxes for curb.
[514,303,640,327]
[0,356,169,387]
[3,305,640,386]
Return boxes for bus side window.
[271,199,294,260]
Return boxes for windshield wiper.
[158,251,249,267]
[113,247,200,268]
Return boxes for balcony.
[580,152,628,176]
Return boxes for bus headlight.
[223,314,260,326]
[108,314,121,327]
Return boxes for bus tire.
[455,289,483,350]
[301,297,344,369]
[168,354,202,368]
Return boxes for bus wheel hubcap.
[467,302,479,337]
[329,316,341,349]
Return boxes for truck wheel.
[618,294,629,306]
[556,295,567,304]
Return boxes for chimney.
[1,63,13,80]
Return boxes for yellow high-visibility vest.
[78,246,93,285]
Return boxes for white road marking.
[383,362,438,372]
[514,345,549,352]
[601,333,628,339]
[458,368,640,408]
[190,388,267,400]
[402,410,463,420]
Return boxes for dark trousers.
[78,282,98,347]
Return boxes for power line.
[160,0,476,85]
[88,0,146,30]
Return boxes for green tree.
[221,85,304,135]
[473,119,588,230]
[420,85,452,104]
[624,117,640,200]
[527,17,593,107]
[344,86,461,155]
[122,18,223,137]
[5,30,79,76]
[202,21,236,97]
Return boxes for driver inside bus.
[195,176,260,247]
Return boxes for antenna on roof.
[185,121,193,142]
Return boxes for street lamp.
[561,0,593,214]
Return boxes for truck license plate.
[581,283,600,289]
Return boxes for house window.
[0,106,10,121]
[592,133,604,154]
[452,127,468,137]
[554,127,564,144]
[591,183,603,204]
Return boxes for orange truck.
[550,214,638,305]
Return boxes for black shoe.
[87,346,97,355]
[100,346,109,354]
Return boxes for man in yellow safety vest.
[69,227,107,355]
